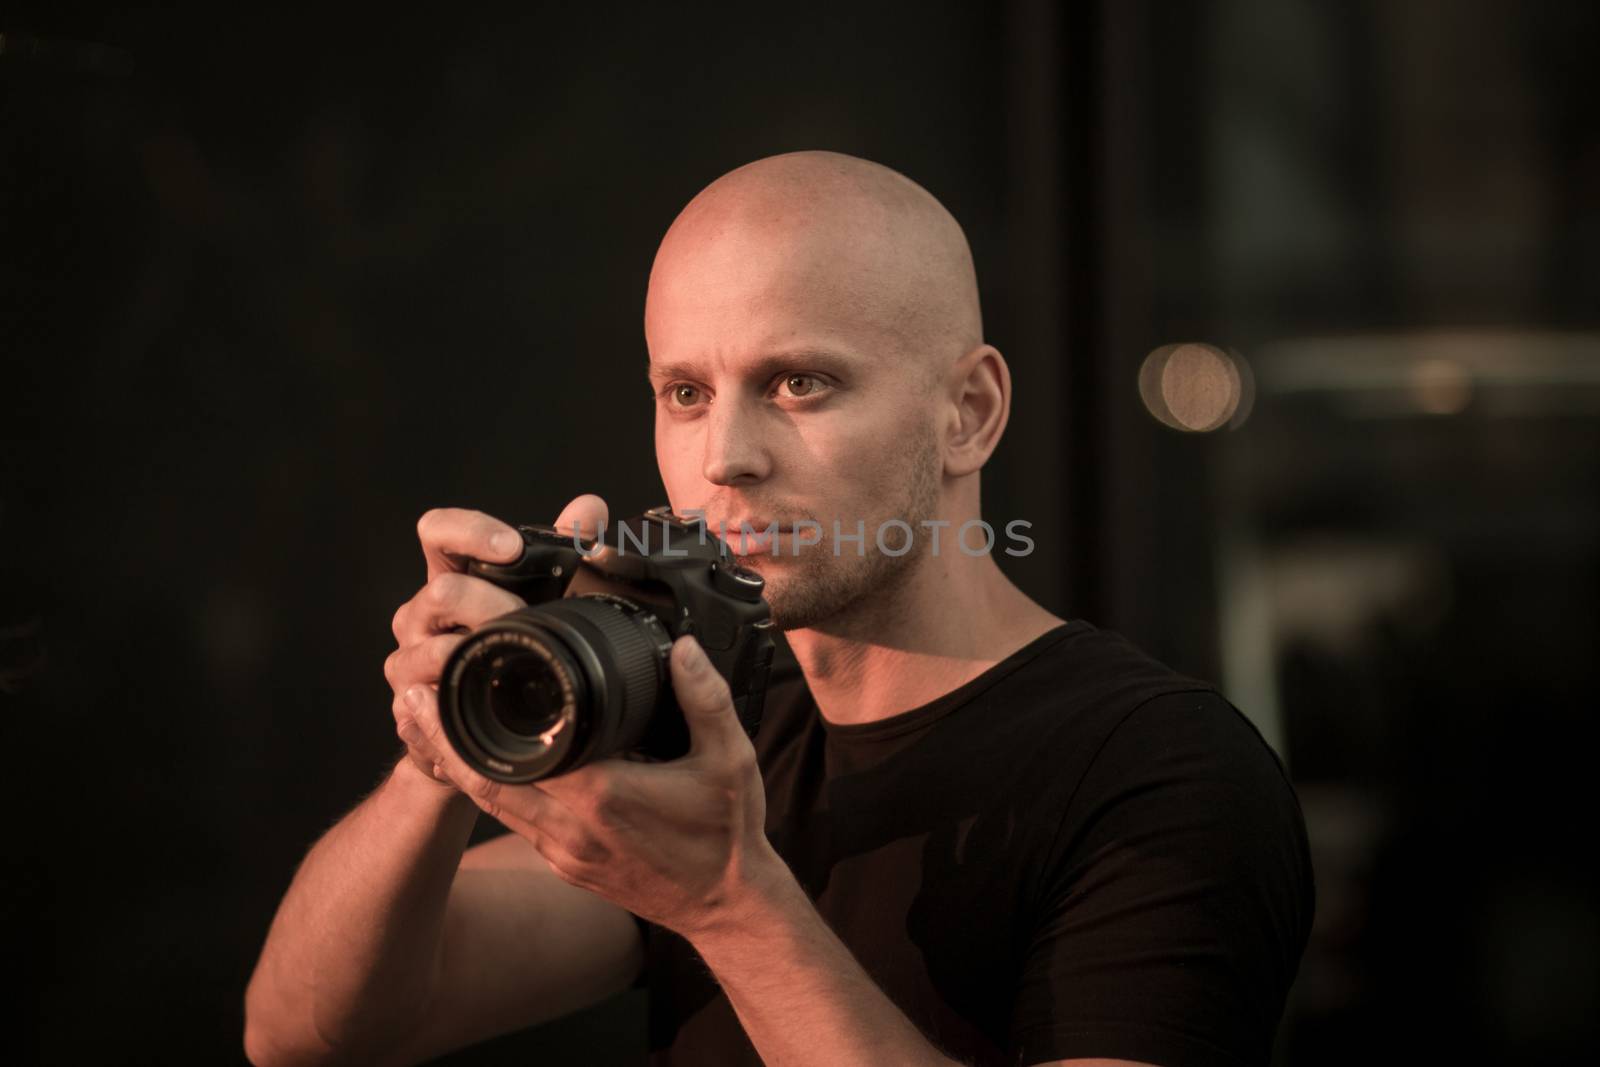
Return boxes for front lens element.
[452,630,582,771]
[439,595,670,783]
[487,652,568,738]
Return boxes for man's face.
[646,217,943,631]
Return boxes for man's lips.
[716,520,795,555]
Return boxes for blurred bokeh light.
[1139,341,1253,431]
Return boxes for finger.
[668,635,747,762]
[398,572,524,643]
[402,683,592,854]
[384,633,466,691]
[416,507,524,581]
[553,494,609,544]
[393,693,445,765]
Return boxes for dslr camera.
[438,506,774,783]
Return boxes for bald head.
[645,151,983,383]
[648,154,1013,631]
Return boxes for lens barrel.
[439,595,671,782]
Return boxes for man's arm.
[243,756,643,1067]
[246,500,637,1065]
[244,758,477,1065]
[1009,692,1314,1067]
[688,861,961,1064]
[691,852,1154,1067]
[406,823,643,1062]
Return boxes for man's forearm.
[689,854,964,1067]
[244,758,479,1065]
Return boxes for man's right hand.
[383,496,609,789]
[245,493,643,1067]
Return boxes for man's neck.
[784,549,1065,727]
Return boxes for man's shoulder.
[756,620,1224,742]
[752,621,1288,791]
[1037,623,1289,782]
[984,620,1220,743]
[1027,620,1215,703]
[989,623,1303,830]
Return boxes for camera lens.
[450,631,581,771]
[486,653,568,737]
[439,595,672,782]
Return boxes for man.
[244,151,1313,1066]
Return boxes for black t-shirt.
[640,620,1315,1066]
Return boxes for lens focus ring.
[532,596,666,756]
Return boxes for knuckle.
[728,745,759,781]
[571,834,608,866]
[429,634,461,669]
[383,649,401,687]
[393,708,428,749]
[702,672,733,705]
[405,700,438,741]
[461,774,499,816]
[469,773,500,803]
[688,686,733,724]
[425,572,465,609]
[590,776,623,816]
[684,661,731,704]
[541,851,590,888]
[544,858,581,887]
[414,698,444,735]
[390,602,408,641]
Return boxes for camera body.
[437,506,774,782]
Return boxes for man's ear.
[942,344,1011,477]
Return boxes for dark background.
[4,2,1596,1064]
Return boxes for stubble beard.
[740,425,943,633]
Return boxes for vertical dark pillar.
[996,0,1067,616]
[1058,0,1111,625]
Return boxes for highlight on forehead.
[649,151,984,380]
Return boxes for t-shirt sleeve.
[1010,690,1315,1067]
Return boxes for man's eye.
[777,374,828,399]
[669,384,704,407]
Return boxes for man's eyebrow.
[646,349,857,386]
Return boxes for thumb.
[670,635,745,761]
[554,493,608,545]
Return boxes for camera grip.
[466,524,592,603]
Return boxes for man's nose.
[701,399,771,487]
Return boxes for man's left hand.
[402,633,784,938]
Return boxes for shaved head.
[647,151,982,388]
[646,151,1006,634]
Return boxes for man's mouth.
[718,520,794,556]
